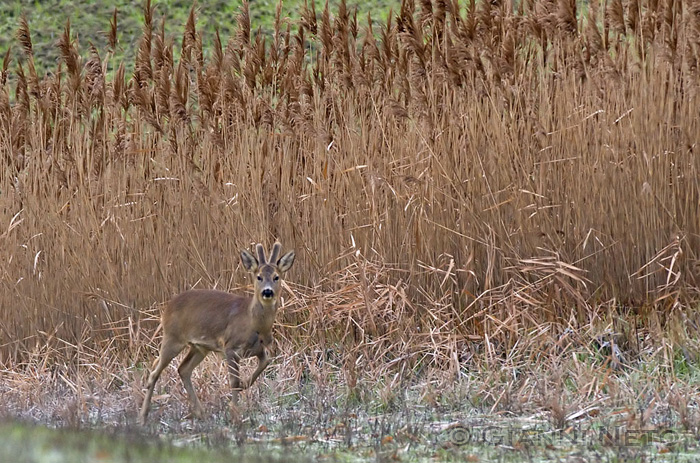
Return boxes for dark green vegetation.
[0,0,699,461]
[0,0,398,73]
[0,420,311,463]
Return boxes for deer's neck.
[248,298,277,334]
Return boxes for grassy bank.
[0,420,314,463]
[0,0,399,73]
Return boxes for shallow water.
[3,415,700,463]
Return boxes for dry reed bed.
[0,0,699,423]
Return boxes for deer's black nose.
[261,289,274,299]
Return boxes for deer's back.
[163,289,252,351]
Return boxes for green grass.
[0,0,399,74]
[0,420,311,463]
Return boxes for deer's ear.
[241,249,259,272]
[277,250,295,273]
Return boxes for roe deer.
[138,242,295,424]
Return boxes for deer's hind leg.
[139,337,185,425]
[178,345,208,419]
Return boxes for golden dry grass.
[0,0,699,427]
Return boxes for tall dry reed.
[0,0,698,383]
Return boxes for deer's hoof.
[229,403,242,422]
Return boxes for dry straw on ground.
[0,0,699,425]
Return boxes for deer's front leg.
[243,349,270,389]
[225,348,243,405]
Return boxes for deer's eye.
[257,276,263,281]
[274,275,280,281]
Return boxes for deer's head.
[241,242,295,308]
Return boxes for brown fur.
[138,242,295,424]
